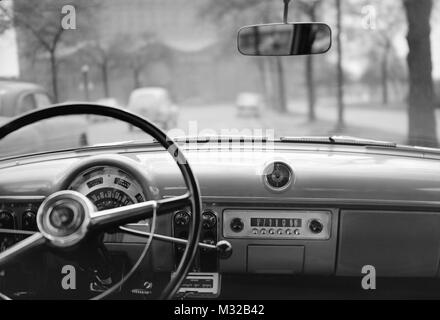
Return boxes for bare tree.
[115,33,173,90]
[335,0,345,128]
[361,1,405,105]
[297,0,322,121]
[81,39,124,98]
[403,0,438,147]
[0,0,96,102]
[0,7,11,35]
[200,0,290,113]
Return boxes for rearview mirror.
[238,23,332,56]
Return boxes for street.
[86,102,440,146]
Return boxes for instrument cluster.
[67,165,147,212]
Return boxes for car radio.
[223,210,331,240]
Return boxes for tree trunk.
[381,40,391,105]
[101,62,110,98]
[256,58,269,108]
[49,50,58,103]
[305,3,318,122]
[306,55,316,121]
[265,58,278,111]
[336,0,345,128]
[404,0,438,147]
[133,68,141,89]
[275,56,287,113]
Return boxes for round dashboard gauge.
[67,166,146,211]
[263,161,294,191]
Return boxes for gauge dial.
[264,161,293,191]
[68,166,146,211]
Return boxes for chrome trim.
[200,196,440,208]
[0,196,45,201]
[36,190,93,248]
[262,161,294,192]
[223,209,331,240]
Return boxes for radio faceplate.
[223,210,331,240]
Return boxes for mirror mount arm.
[283,0,291,24]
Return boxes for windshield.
[0,0,439,157]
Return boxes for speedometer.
[68,166,146,211]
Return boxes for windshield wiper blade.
[279,136,397,148]
[74,139,158,152]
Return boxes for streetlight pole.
[81,64,90,101]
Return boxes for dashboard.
[2,142,440,298]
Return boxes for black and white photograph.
[0,0,440,308]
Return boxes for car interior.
[1,0,440,301]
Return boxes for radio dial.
[309,219,324,234]
[230,218,244,233]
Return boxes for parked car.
[127,87,178,130]
[235,92,263,117]
[0,80,88,157]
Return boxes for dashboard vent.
[263,161,293,191]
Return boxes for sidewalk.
[278,98,440,144]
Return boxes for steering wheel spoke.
[0,228,37,236]
[156,192,192,213]
[89,200,158,230]
[119,225,216,250]
[89,192,192,231]
[0,233,46,267]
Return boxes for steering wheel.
[0,103,202,300]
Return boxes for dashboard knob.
[202,211,217,229]
[230,218,244,233]
[216,240,233,259]
[22,210,37,231]
[0,210,14,229]
[309,219,323,234]
[174,211,190,227]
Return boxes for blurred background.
[0,0,439,153]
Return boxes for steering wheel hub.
[37,190,93,248]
